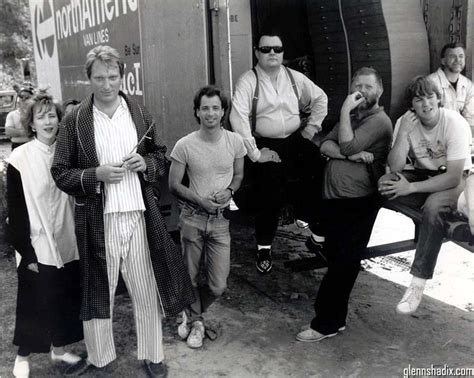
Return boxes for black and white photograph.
[0,0,473,377]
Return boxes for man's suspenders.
[250,66,303,134]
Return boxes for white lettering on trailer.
[83,28,109,47]
[56,0,138,41]
[30,0,62,101]
[35,2,56,59]
[121,62,142,96]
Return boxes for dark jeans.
[378,170,465,279]
[251,132,325,245]
[311,196,381,335]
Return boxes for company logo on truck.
[54,0,137,47]
[33,0,55,59]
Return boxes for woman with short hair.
[7,92,83,378]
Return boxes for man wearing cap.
[5,83,34,150]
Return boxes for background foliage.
[0,0,35,89]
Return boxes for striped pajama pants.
[83,211,163,368]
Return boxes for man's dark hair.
[405,76,441,108]
[440,41,465,58]
[254,30,284,49]
[193,86,229,124]
[352,67,383,92]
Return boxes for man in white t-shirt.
[379,76,472,315]
[5,83,34,150]
[169,86,245,349]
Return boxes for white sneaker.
[296,328,337,343]
[300,323,346,332]
[295,219,309,229]
[186,321,205,349]
[13,357,30,378]
[178,311,190,340]
[51,350,81,364]
[396,284,425,315]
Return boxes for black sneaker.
[306,235,327,255]
[448,221,473,243]
[143,360,168,378]
[256,248,273,274]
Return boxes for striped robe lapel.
[76,94,100,167]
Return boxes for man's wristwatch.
[227,187,234,196]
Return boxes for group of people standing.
[6,32,473,378]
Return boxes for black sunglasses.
[256,46,284,54]
[18,94,31,100]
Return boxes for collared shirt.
[322,106,393,199]
[230,64,328,161]
[428,68,474,128]
[7,139,79,267]
[94,97,146,214]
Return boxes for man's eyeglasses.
[256,46,284,54]
[18,95,31,100]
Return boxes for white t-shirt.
[400,108,472,171]
[5,109,30,144]
[170,129,246,207]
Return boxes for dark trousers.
[311,196,381,335]
[379,171,465,279]
[251,132,325,245]
[14,260,83,354]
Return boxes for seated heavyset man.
[378,76,472,315]
[230,31,328,274]
[428,42,474,137]
[169,86,245,349]
[296,67,392,342]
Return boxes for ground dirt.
[0,140,473,377]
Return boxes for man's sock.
[257,245,272,250]
[411,276,427,288]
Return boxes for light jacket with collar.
[428,68,474,128]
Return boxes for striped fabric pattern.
[83,211,163,367]
[93,99,145,214]
[51,92,195,321]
